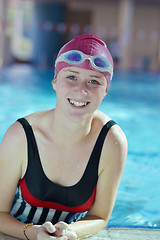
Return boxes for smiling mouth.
[68,98,89,107]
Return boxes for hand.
[54,222,77,240]
[37,221,77,240]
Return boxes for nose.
[75,81,88,95]
[81,89,88,95]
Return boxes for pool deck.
[0,228,160,240]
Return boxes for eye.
[89,79,100,85]
[67,75,77,80]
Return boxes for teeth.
[69,99,87,107]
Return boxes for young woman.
[0,34,127,240]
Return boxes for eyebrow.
[64,69,80,74]
[89,75,101,79]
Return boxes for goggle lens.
[93,57,110,68]
[65,52,82,62]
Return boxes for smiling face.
[52,66,107,122]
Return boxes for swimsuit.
[11,118,116,225]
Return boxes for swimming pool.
[0,65,160,228]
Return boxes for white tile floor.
[86,228,160,240]
[0,228,160,240]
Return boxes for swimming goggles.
[55,50,113,78]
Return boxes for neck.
[50,108,94,145]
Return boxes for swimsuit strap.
[92,120,116,159]
[85,119,116,182]
[17,118,39,173]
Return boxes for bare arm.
[0,122,36,239]
[69,125,128,239]
[0,123,75,240]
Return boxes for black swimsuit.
[11,118,116,224]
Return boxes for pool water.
[0,65,160,228]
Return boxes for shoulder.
[98,119,128,175]
[0,121,26,159]
[106,122,127,148]
[94,110,127,151]
[1,121,26,146]
[0,121,27,181]
[1,109,50,150]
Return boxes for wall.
[67,0,160,71]
[131,2,160,70]
[31,2,66,68]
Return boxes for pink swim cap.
[54,34,113,89]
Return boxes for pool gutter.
[0,228,160,240]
